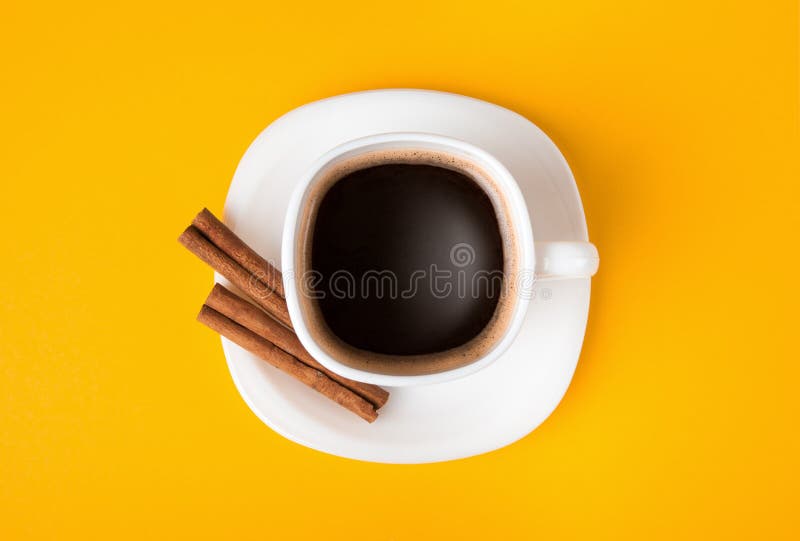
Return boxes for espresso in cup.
[293,148,521,376]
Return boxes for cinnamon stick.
[192,208,285,299]
[205,283,389,409]
[178,225,293,329]
[197,305,377,422]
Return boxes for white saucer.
[219,89,592,464]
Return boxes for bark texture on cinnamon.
[178,225,292,329]
[205,283,388,409]
[192,208,285,299]
[197,305,378,423]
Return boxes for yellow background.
[2,1,798,538]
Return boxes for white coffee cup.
[282,133,598,387]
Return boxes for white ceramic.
[218,89,595,463]
[281,132,598,387]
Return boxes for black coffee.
[311,163,504,355]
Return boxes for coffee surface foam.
[294,147,520,376]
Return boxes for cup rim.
[281,132,535,387]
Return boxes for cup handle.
[534,241,599,280]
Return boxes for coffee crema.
[294,148,520,376]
